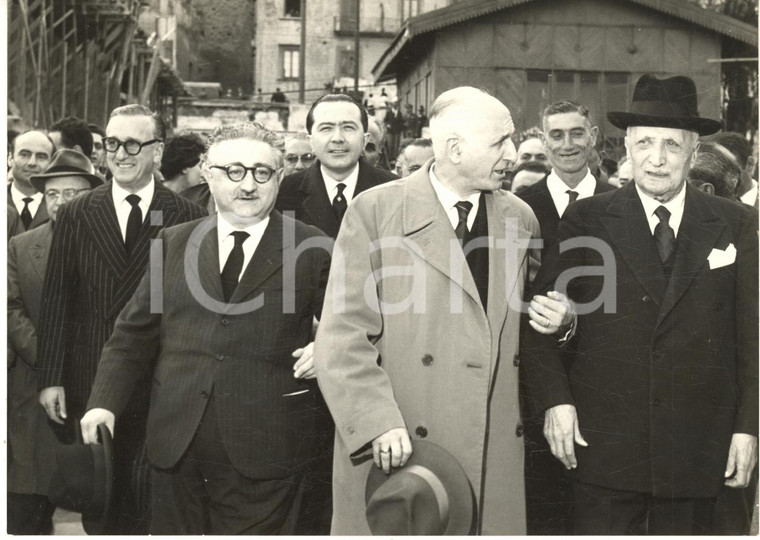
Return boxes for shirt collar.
[546,168,596,199]
[321,162,359,189]
[111,177,155,206]
[635,181,687,235]
[216,212,270,241]
[11,182,43,203]
[428,163,481,210]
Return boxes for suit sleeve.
[36,203,78,389]
[733,207,758,435]
[314,201,406,455]
[7,236,36,367]
[86,245,163,416]
[521,204,587,414]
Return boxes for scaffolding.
[7,0,186,130]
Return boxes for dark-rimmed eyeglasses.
[45,188,90,201]
[102,137,161,156]
[284,153,316,165]
[209,164,277,183]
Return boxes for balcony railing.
[334,16,402,36]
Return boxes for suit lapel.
[401,171,482,309]
[300,164,339,237]
[656,186,723,327]
[84,185,129,279]
[600,184,668,304]
[354,157,378,196]
[30,201,49,228]
[230,211,286,304]
[29,223,52,281]
[189,215,225,304]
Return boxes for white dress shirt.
[429,164,480,231]
[322,163,359,204]
[217,214,270,280]
[740,179,758,206]
[636,183,686,237]
[112,179,155,241]
[10,182,44,218]
[546,168,597,218]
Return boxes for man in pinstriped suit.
[36,105,205,534]
[80,123,331,534]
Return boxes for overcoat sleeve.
[7,236,35,367]
[314,201,406,456]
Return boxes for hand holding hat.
[81,408,115,445]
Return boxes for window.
[280,46,299,80]
[284,0,301,18]
[336,46,355,78]
[402,0,420,20]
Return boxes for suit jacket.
[522,182,758,497]
[87,212,332,478]
[516,174,615,250]
[7,223,60,494]
[36,182,206,415]
[314,165,540,534]
[7,184,50,236]
[275,157,398,238]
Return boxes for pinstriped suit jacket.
[36,181,205,416]
[87,212,332,478]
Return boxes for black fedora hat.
[607,74,721,136]
[30,148,104,193]
[365,440,476,535]
[48,423,114,535]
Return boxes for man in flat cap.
[523,74,758,534]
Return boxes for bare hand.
[724,433,758,488]
[372,427,413,474]
[80,409,115,445]
[292,342,316,379]
[544,404,588,469]
[529,291,576,335]
[39,386,67,424]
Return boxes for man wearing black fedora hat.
[7,149,102,534]
[523,74,758,534]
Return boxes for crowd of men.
[6,72,758,536]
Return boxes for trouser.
[572,479,716,535]
[150,395,305,534]
[7,492,55,534]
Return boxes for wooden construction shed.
[373,0,757,154]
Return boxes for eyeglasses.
[209,164,277,183]
[102,137,161,156]
[45,188,90,201]
[407,165,422,174]
[284,153,316,165]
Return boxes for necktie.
[20,197,33,230]
[124,194,142,255]
[566,190,579,204]
[221,231,250,302]
[454,201,473,244]
[653,205,675,264]
[333,183,347,223]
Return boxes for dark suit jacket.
[516,174,615,251]
[7,223,59,494]
[87,212,332,479]
[36,182,206,415]
[522,182,758,498]
[7,185,49,236]
[275,157,398,238]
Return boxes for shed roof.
[373,0,758,80]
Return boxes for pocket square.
[707,243,736,269]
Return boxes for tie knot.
[336,183,346,195]
[566,190,579,203]
[126,194,141,208]
[654,205,671,223]
[454,201,473,221]
[22,197,34,203]
[230,231,250,246]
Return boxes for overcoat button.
[515,423,524,437]
[513,355,521,367]
[415,426,428,438]
[347,426,355,434]
[220,318,231,326]
[642,295,652,303]
[421,354,433,366]
[200,391,209,399]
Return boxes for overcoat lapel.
[29,224,52,281]
[401,172,483,311]
[656,186,723,328]
[600,184,668,304]
[300,165,339,238]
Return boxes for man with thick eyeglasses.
[81,122,331,534]
[7,149,102,534]
[282,133,315,177]
[36,104,205,534]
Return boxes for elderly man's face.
[283,138,315,177]
[9,131,54,186]
[541,112,597,176]
[204,138,281,226]
[364,121,384,167]
[515,138,548,167]
[309,101,368,177]
[626,126,697,202]
[43,176,91,221]
[458,103,516,193]
[402,144,434,176]
[106,115,163,191]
